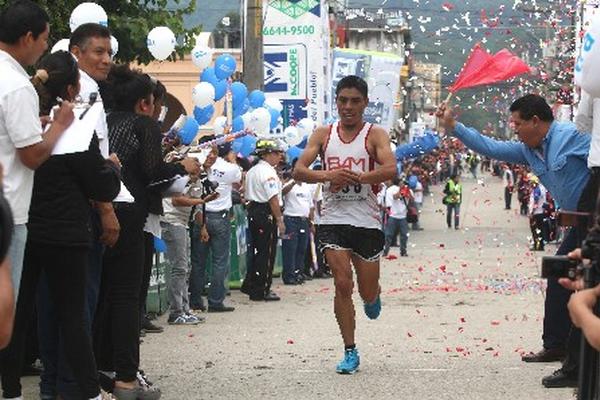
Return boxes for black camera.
[189,173,219,200]
[541,255,581,280]
[0,191,13,263]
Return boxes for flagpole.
[445,91,453,104]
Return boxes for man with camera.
[437,94,591,386]
[189,141,241,312]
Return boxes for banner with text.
[332,48,402,133]
[263,0,330,126]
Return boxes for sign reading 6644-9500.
[263,25,316,36]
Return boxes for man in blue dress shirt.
[437,94,591,386]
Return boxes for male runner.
[293,75,397,374]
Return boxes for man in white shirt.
[383,177,410,257]
[189,142,242,312]
[240,139,284,301]
[502,163,514,210]
[281,167,314,285]
[0,0,74,302]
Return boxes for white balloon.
[110,36,119,58]
[213,116,227,135]
[296,117,316,137]
[191,45,213,70]
[575,16,600,98]
[51,39,70,54]
[192,82,215,108]
[283,126,303,147]
[241,113,254,131]
[252,108,271,137]
[147,26,176,61]
[69,3,108,32]
[264,98,283,113]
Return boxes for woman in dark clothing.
[0,51,120,400]
[93,65,199,400]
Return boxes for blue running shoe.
[364,294,381,320]
[336,348,360,374]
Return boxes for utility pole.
[244,0,264,91]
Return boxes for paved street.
[23,174,576,399]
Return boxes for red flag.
[449,43,492,92]
[450,45,530,92]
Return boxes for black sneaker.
[141,318,164,333]
[208,304,235,312]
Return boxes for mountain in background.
[179,0,574,134]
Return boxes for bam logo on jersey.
[264,44,307,99]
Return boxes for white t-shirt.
[385,185,407,219]
[413,181,423,204]
[502,169,514,187]
[576,91,600,168]
[244,160,281,203]
[283,182,313,218]
[0,50,43,224]
[79,68,134,203]
[205,157,242,212]
[529,184,547,215]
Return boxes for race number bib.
[327,183,367,201]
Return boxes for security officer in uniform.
[241,140,285,301]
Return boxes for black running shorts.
[317,224,384,263]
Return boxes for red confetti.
[439,265,447,273]
[407,332,414,338]
[287,339,294,344]
[459,317,466,323]
[491,320,500,326]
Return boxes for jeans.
[281,216,309,283]
[7,223,27,301]
[446,203,460,228]
[162,222,190,316]
[383,217,408,255]
[1,242,100,399]
[190,211,232,308]
[504,187,513,209]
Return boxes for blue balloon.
[232,116,244,132]
[214,54,237,80]
[408,175,418,189]
[231,82,248,109]
[213,79,227,101]
[248,90,266,108]
[153,236,167,253]
[200,67,218,85]
[239,135,257,158]
[233,98,250,119]
[269,107,281,130]
[286,146,302,162]
[193,105,214,126]
[232,136,244,154]
[179,117,199,145]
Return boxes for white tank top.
[320,121,381,230]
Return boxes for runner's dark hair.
[335,75,368,98]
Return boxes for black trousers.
[242,203,277,297]
[504,187,512,209]
[94,205,146,382]
[0,242,99,399]
[543,174,595,351]
[530,214,546,250]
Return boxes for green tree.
[0,0,201,64]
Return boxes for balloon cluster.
[52,3,119,58]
